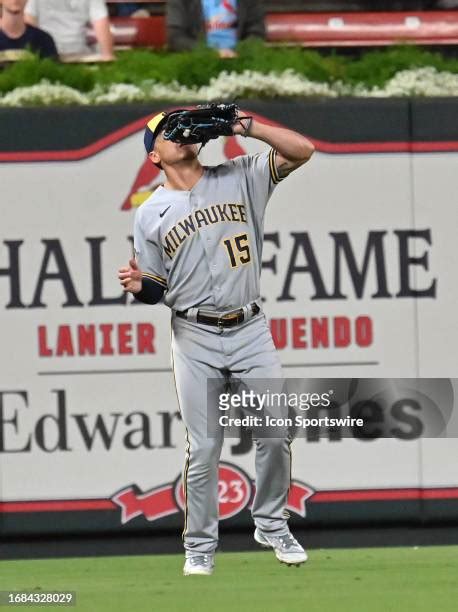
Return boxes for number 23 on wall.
[222,233,252,268]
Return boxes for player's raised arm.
[233,115,315,179]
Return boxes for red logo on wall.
[121,136,247,211]
[112,461,314,525]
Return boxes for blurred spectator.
[25,0,114,59]
[0,0,57,59]
[167,0,265,58]
[114,3,150,18]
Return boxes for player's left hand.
[118,258,142,294]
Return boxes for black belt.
[176,302,260,328]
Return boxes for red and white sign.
[0,110,457,533]
[112,462,313,525]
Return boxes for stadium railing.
[97,1,458,48]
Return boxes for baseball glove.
[163,103,251,147]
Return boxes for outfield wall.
[0,99,457,537]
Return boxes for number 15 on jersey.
[222,233,251,268]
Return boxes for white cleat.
[254,528,308,566]
[183,554,215,576]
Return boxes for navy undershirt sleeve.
[133,276,166,305]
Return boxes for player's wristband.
[134,276,165,305]
[238,116,253,138]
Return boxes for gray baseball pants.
[171,308,292,556]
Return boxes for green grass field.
[1,547,457,612]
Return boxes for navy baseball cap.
[144,111,169,154]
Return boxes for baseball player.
[118,107,315,575]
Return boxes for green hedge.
[1,41,457,95]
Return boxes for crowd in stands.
[167,0,265,57]
[25,0,114,59]
[1,0,457,62]
[0,0,114,59]
[0,0,267,61]
[0,0,57,59]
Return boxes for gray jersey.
[133,148,282,312]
